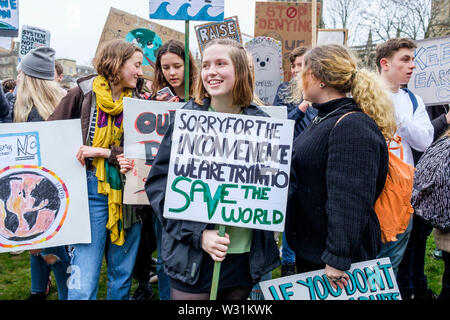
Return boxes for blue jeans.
[67,170,141,300]
[377,215,413,278]
[153,217,171,300]
[30,246,70,300]
[282,232,295,265]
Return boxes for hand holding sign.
[117,153,134,174]
[202,228,230,262]
[324,264,350,290]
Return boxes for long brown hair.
[93,39,143,85]
[151,39,198,99]
[194,38,254,107]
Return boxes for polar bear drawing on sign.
[245,37,283,105]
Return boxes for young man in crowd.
[375,38,434,297]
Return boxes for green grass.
[0,235,444,300]
[0,253,158,300]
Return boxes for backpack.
[334,113,416,243]
[401,88,419,114]
[374,136,415,243]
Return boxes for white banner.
[163,109,294,232]
[18,25,51,63]
[260,258,401,300]
[149,0,224,21]
[0,120,91,253]
[245,37,284,106]
[411,35,450,106]
[123,98,183,204]
[0,0,19,37]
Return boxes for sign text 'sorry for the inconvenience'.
[163,109,294,232]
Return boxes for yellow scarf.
[92,76,133,245]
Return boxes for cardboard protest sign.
[0,120,91,253]
[97,7,184,80]
[0,0,19,37]
[245,37,283,105]
[410,35,450,106]
[254,1,321,81]
[18,25,51,63]
[123,98,184,204]
[163,110,294,232]
[317,29,348,46]
[150,0,224,21]
[260,258,401,300]
[195,16,242,54]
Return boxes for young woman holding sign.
[285,44,396,290]
[118,40,199,300]
[49,39,145,300]
[151,39,198,103]
[145,38,280,300]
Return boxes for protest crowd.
[0,1,449,302]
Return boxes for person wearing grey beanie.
[14,46,65,122]
[19,46,56,81]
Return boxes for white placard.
[410,35,450,106]
[260,258,401,300]
[246,37,284,106]
[260,106,287,120]
[123,98,184,160]
[0,0,19,37]
[0,120,91,253]
[317,29,347,45]
[18,25,51,63]
[163,109,294,232]
[123,98,183,204]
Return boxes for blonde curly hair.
[301,44,397,141]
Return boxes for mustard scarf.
[92,76,133,245]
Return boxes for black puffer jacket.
[145,98,281,285]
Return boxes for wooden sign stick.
[210,225,226,300]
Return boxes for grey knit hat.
[20,47,56,80]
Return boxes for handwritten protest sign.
[0,0,19,37]
[98,7,184,80]
[163,110,294,232]
[317,29,348,46]
[0,120,91,253]
[195,16,242,54]
[245,37,283,105]
[259,258,401,300]
[254,1,321,81]
[410,35,450,106]
[150,0,224,21]
[18,25,51,63]
[123,98,184,204]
